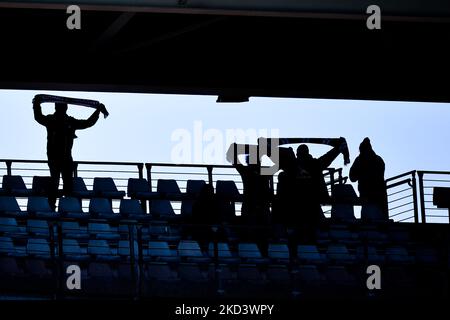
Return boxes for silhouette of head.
[54,103,68,115]
[359,137,373,154]
[296,144,310,159]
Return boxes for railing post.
[411,171,419,224]
[137,163,144,180]
[145,164,152,190]
[73,162,78,178]
[417,171,426,223]
[207,166,213,186]
[6,160,12,176]
[329,168,335,186]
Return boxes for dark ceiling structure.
[0,1,450,103]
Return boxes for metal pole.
[145,164,152,190]
[207,166,213,186]
[417,171,426,223]
[411,171,419,223]
[73,162,78,178]
[6,160,12,176]
[137,163,144,180]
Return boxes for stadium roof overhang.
[1,0,450,103]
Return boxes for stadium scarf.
[259,137,351,165]
[34,94,109,118]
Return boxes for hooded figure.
[350,138,388,220]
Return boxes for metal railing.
[385,171,418,223]
[417,170,450,224]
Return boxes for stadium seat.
[0,236,26,257]
[119,199,147,218]
[89,198,116,218]
[62,239,89,262]
[27,196,58,217]
[61,221,89,240]
[118,240,139,260]
[216,180,243,202]
[58,196,87,219]
[186,180,207,197]
[178,240,210,263]
[157,179,185,201]
[31,176,52,196]
[326,244,356,264]
[146,241,178,262]
[0,217,27,235]
[297,245,325,264]
[88,222,120,240]
[385,246,415,264]
[268,243,290,263]
[93,177,126,199]
[238,243,269,264]
[127,178,158,200]
[26,219,50,237]
[2,175,32,197]
[0,196,23,215]
[88,239,120,262]
[208,242,239,264]
[356,246,385,264]
[150,200,176,220]
[330,184,358,221]
[27,238,52,259]
[72,177,95,199]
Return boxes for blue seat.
[88,239,120,262]
[119,199,147,218]
[2,175,32,197]
[58,196,87,219]
[26,219,50,237]
[0,217,27,235]
[93,177,126,199]
[297,245,325,264]
[63,239,89,261]
[118,240,139,259]
[27,196,58,217]
[0,196,23,216]
[208,242,239,264]
[127,178,158,200]
[186,180,207,197]
[146,241,178,262]
[150,200,176,220]
[61,221,89,239]
[268,243,290,262]
[0,236,26,257]
[89,198,116,218]
[386,246,415,264]
[326,244,356,264]
[88,222,120,240]
[216,180,243,201]
[178,240,210,263]
[27,238,52,259]
[238,243,269,264]
[31,176,52,196]
[157,179,185,201]
[72,177,95,199]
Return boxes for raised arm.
[32,98,48,126]
[72,107,101,130]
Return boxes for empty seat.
[32,176,52,196]
[0,196,23,215]
[62,239,89,261]
[331,184,357,221]
[157,179,185,201]
[88,222,120,240]
[93,177,126,199]
[386,246,415,264]
[61,221,88,239]
[88,239,120,262]
[0,217,27,235]
[118,240,139,259]
[26,220,50,237]
[127,178,158,199]
[238,243,268,264]
[0,236,26,257]
[2,175,32,197]
[119,199,146,218]
[208,242,239,263]
[326,244,356,264]
[329,226,357,244]
[297,245,325,264]
[27,197,57,217]
[186,180,207,197]
[146,241,178,262]
[216,180,242,201]
[58,197,86,218]
[89,198,116,218]
[150,200,176,219]
[72,177,95,198]
[27,238,52,259]
[178,240,210,263]
[143,224,181,242]
[268,243,290,262]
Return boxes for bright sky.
[2,89,450,180]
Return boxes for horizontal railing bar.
[389,201,414,211]
[423,179,450,182]
[385,171,415,183]
[398,216,414,222]
[388,194,412,204]
[418,170,450,175]
[387,188,411,197]
[386,178,411,190]
[77,169,138,173]
[389,209,414,218]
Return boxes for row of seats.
[0,175,243,201]
[1,234,439,267]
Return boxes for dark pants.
[48,156,74,211]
